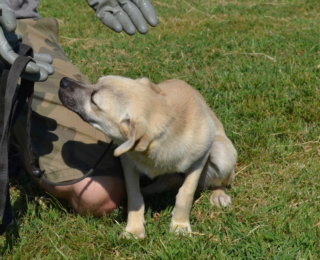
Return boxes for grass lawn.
[1,0,320,258]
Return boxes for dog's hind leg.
[199,134,237,207]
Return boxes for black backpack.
[0,43,37,235]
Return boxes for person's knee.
[71,195,119,217]
[38,175,125,217]
[68,176,126,217]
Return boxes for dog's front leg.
[170,154,209,235]
[120,154,146,239]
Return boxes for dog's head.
[59,76,165,156]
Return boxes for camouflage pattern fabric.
[12,18,123,182]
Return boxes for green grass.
[1,0,320,258]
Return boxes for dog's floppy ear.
[134,134,151,152]
[114,118,149,156]
[136,77,165,96]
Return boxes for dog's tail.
[140,174,185,196]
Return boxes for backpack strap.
[0,43,35,235]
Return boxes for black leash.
[0,43,35,235]
[35,140,114,186]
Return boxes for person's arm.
[0,0,53,81]
[86,0,158,35]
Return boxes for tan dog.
[58,76,237,238]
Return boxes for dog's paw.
[120,226,146,240]
[210,189,232,207]
[169,220,192,235]
[120,230,146,240]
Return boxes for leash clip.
[32,167,44,178]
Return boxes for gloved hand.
[0,0,54,81]
[87,0,158,35]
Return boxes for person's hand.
[86,0,158,35]
[0,0,54,81]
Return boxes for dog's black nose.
[60,77,72,89]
